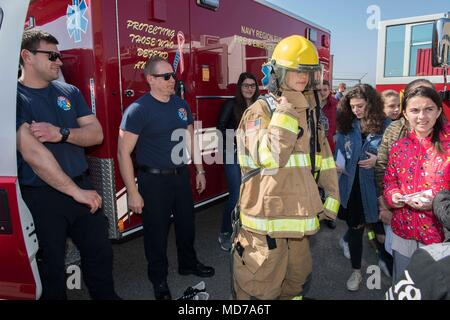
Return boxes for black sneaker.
[179,262,215,278]
[177,281,209,300]
[325,220,337,229]
[153,281,172,300]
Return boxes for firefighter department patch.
[178,108,188,121]
[57,96,72,111]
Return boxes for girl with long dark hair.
[335,84,390,291]
[384,86,450,281]
[216,72,259,251]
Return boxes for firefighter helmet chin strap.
[443,65,448,93]
[309,89,322,179]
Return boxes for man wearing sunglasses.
[118,56,214,300]
[16,29,119,300]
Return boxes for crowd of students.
[332,79,449,297]
[218,75,450,299]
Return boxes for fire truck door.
[190,43,230,203]
[0,0,42,300]
[115,0,190,110]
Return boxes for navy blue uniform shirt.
[16,81,93,186]
[120,93,194,169]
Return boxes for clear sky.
[266,0,449,86]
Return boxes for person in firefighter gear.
[232,35,340,300]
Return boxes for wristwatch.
[59,127,70,143]
[196,169,206,175]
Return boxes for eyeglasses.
[241,83,256,89]
[30,50,63,62]
[152,72,176,81]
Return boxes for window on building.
[384,25,405,77]
[409,23,433,76]
[306,28,317,43]
[197,0,219,10]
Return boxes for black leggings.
[346,213,392,271]
[347,210,365,270]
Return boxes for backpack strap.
[258,93,277,117]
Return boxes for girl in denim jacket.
[335,84,391,291]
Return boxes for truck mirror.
[0,7,4,30]
[432,16,450,68]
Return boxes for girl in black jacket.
[217,72,259,251]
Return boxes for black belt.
[138,165,183,175]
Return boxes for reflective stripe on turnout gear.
[241,150,312,170]
[240,212,320,234]
[258,135,279,169]
[320,156,336,170]
[238,154,259,169]
[269,112,299,134]
[323,197,340,214]
[313,155,336,179]
[257,135,312,170]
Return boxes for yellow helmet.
[262,35,323,92]
[270,35,319,69]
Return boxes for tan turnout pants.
[233,228,312,300]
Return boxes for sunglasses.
[30,49,63,62]
[152,72,176,81]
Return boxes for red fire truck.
[1,0,332,299]
[376,12,450,118]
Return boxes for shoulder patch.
[246,118,261,132]
[57,96,72,111]
[421,242,450,262]
[178,107,188,121]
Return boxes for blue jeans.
[221,155,241,234]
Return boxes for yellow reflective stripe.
[270,113,299,134]
[240,212,320,234]
[315,155,323,169]
[323,197,340,214]
[321,157,336,170]
[285,153,311,168]
[240,153,311,169]
[368,230,376,240]
[238,154,259,169]
[259,133,312,170]
[258,136,279,169]
[292,296,303,300]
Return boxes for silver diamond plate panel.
[65,238,81,267]
[87,156,120,239]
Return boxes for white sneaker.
[378,259,391,278]
[346,270,363,291]
[218,232,232,252]
[339,237,351,259]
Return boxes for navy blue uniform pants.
[137,165,197,286]
[20,175,116,300]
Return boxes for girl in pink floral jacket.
[383,86,450,281]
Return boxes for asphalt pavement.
[67,200,391,300]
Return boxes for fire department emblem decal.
[57,96,72,111]
[66,0,89,43]
[178,108,188,121]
